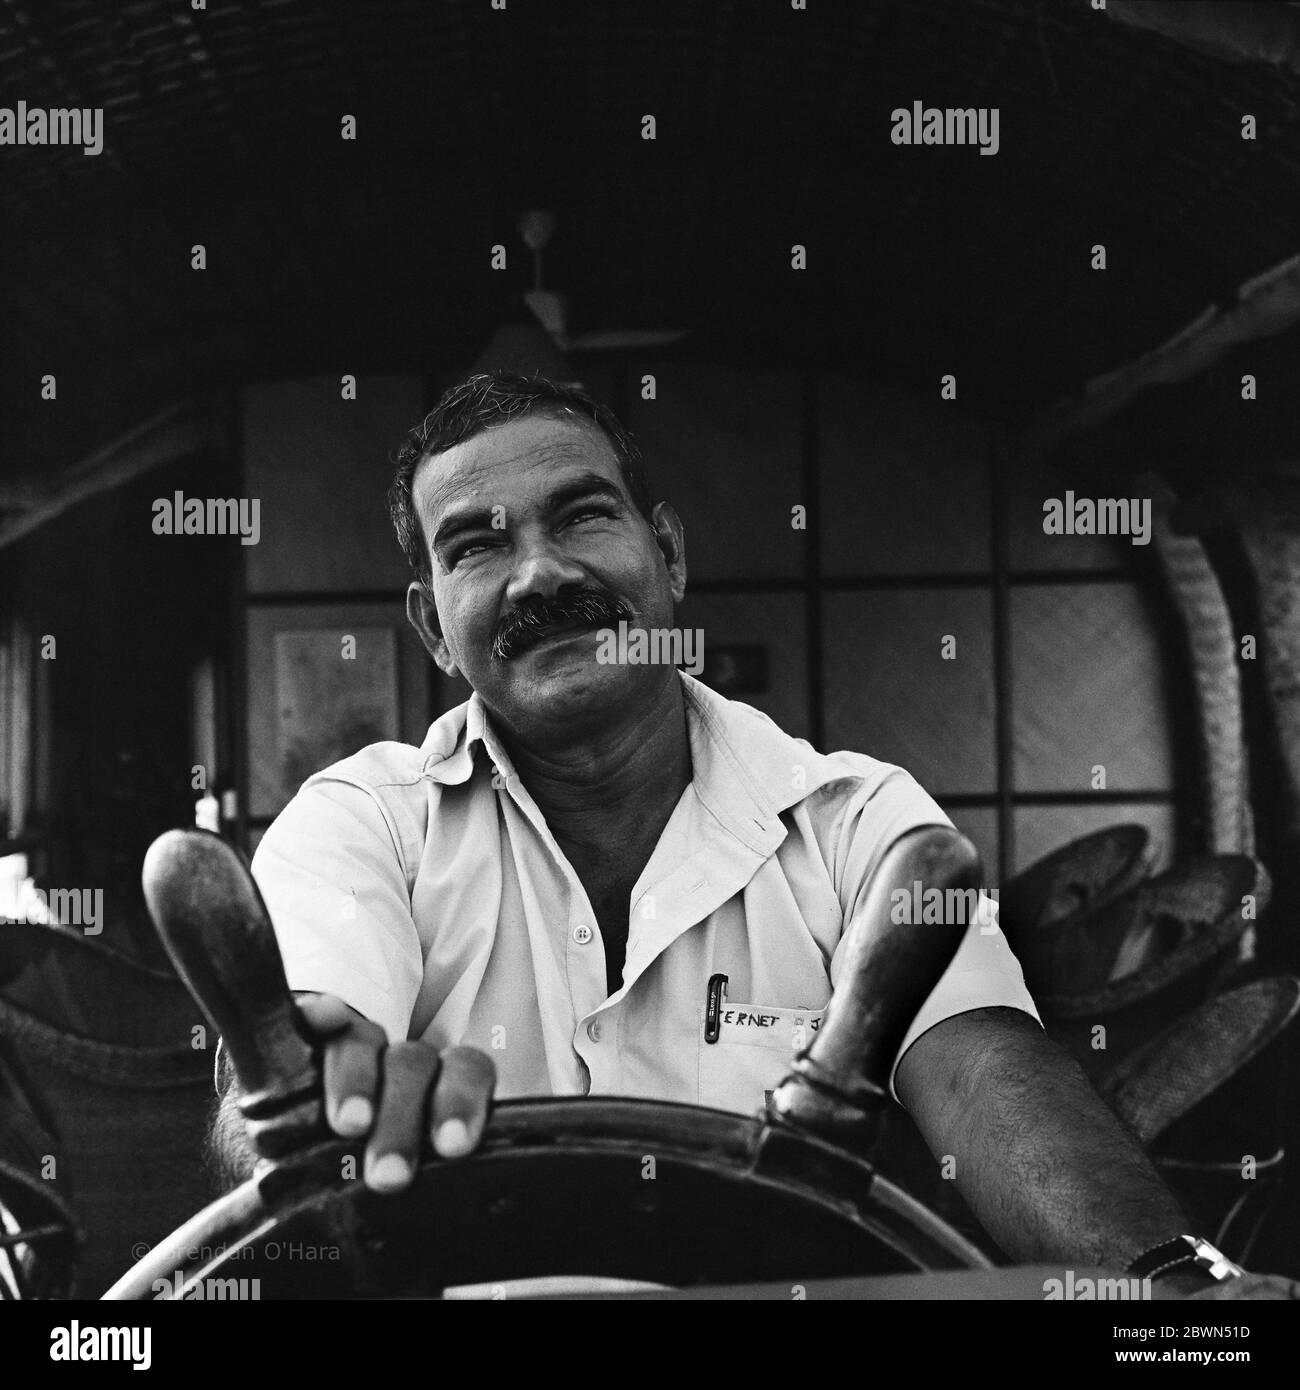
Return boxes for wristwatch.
[1127,1235,1246,1287]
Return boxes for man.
[212,373,1285,1297]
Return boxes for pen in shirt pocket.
[704,972,728,1044]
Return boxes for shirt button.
[572,923,593,945]
[587,1019,601,1042]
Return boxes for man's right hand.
[294,992,497,1195]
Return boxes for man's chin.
[495,645,641,724]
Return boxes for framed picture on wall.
[246,602,433,820]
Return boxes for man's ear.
[406,582,461,679]
[650,502,687,604]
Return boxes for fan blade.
[570,328,689,352]
[523,289,569,338]
[470,322,578,383]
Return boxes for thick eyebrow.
[541,473,627,515]
[430,472,628,555]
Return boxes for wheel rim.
[106,1098,989,1299]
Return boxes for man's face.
[408,413,685,737]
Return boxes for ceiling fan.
[472,211,688,378]
[517,209,688,354]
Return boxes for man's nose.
[504,533,588,606]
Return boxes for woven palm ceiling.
[2,0,1300,488]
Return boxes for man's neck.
[495,676,693,861]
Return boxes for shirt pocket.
[697,999,827,1116]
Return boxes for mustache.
[491,589,633,661]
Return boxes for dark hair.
[388,372,654,587]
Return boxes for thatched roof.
[2,0,1300,499]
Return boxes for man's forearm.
[207,1064,258,1191]
[897,1007,1190,1268]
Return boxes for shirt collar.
[418,689,511,786]
[676,673,842,852]
[418,672,846,845]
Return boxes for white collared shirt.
[250,673,1039,1115]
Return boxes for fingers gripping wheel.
[110,826,988,1299]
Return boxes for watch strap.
[1128,1235,1245,1283]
